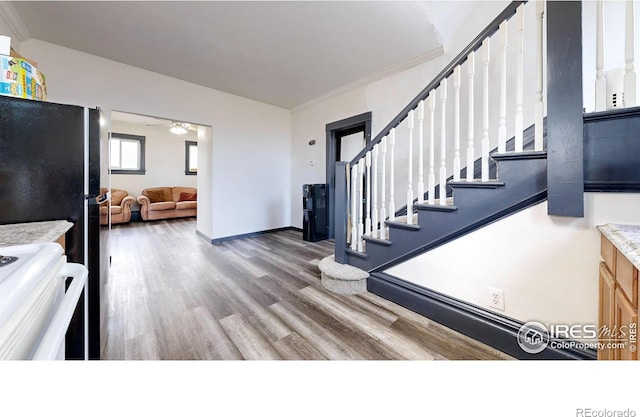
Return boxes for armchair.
[100,188,135,225]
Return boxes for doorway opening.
[325,112,372,239]
[108,110,210,226]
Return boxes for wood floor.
[102,218,512,360]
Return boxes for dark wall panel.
[584,108,640,191]
[546,1,584,217]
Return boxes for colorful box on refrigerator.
[1,55,47,101]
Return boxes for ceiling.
[8,1,477,109]
[111,111,173,126]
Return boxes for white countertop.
[0,220,73,247]
[597,224,640,271]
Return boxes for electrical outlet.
[488,287,505,311]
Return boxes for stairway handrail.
[349,0,526,166]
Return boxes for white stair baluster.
[417,101,425,204]
[453,66,461,182]
[596,0,607,112]
[372,145,379,239]
[498,21,508,154]
[350,163,358,251]
[535,0,544,151]
[439,81,448,205]
[428,93,436,204]
[481,38,490,182]
[467,51,475,182]
[365,151,372,237]
[358,160,364,252]
[389,129,396,221]
[624,0,637,107]
[380,136,387,238]
[515,5,524,152]
[407,110,414,224]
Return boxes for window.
[185,141,198,175]
[110,133,145,175]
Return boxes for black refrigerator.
[0,94,107,360]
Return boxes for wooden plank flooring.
[102,219,512,360]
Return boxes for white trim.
[83,108,89,361]
[83,107,89,265]
[32,263,88,360]
[291,46,445,113]
[0,2,32,43]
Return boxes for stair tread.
[385,220,421,230]
[492,150,547,161]
[448,180,505,189]
[415,202,458,211]
[345,248,368,259]
[362,235,392,246]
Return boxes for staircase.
[330,0,547,274]
[329,0,637,275]
[349,150,547,271]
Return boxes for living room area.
[102,111,203,227]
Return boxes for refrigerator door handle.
[86,192,109,205]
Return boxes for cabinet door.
[599,263,616,360]
[614,288,638,360]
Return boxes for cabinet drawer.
[601,234,616,274]
[616,252,638,308]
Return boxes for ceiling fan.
[146,121,197,135]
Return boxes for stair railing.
[336,0,549,262]
[593,0,637,111]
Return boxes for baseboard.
[196,229,212,242]
[210,226,302,244]
[368,272,596,360]
[584,182,640,192]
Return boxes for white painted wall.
[0,14,20,52]
[20,39,292,240]
[290,1,510,228]
[387,193,640,328]
[196,126,213,239]
[109,121,197,209]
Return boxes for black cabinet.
[302,184,327,242]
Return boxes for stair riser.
[495,157,548,187]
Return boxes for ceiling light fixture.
[169,123,188,135]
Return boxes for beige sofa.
[137,186,197,221]
[100,188,135,225]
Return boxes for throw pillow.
[146,189,167,203]
[111,190,126,206]
[179,192,197,202]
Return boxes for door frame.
[325,112,372,239]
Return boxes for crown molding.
[0,2,32,43]
[291,45,445,113]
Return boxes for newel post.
[546,1,584,217]
[334,161,349,264]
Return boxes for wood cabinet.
[598,262,615,359]
[598,230,639,360]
